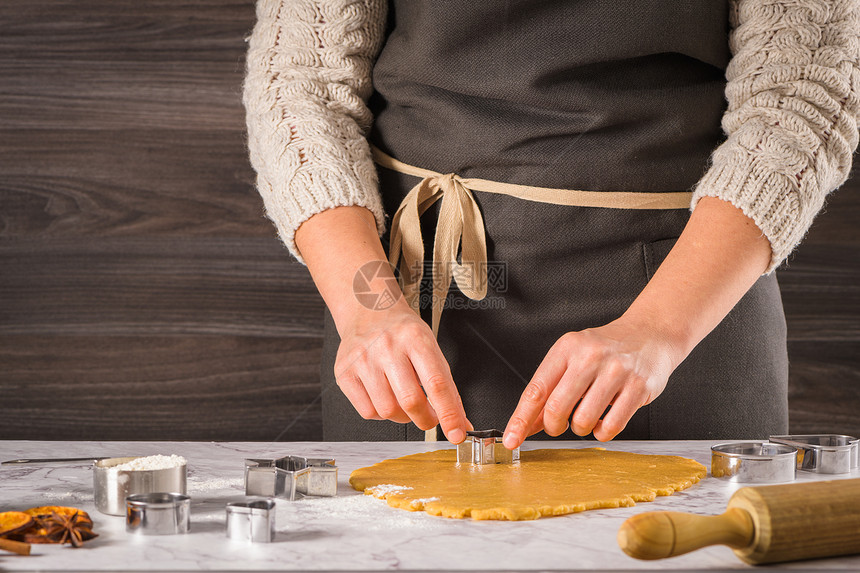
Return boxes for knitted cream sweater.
[244,0,860,272]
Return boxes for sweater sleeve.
[243,0,388,263]
[691,0,860,272]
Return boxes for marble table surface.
[1,440,858,572]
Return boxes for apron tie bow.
[372,144,693,339]
[388,170,488,337]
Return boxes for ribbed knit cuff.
[690,134,824,274]
[256,144,387,265]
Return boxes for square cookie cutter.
[244,456,337,500]
[457,429,520,465]
[226,499,275,543]
[769,434,859,474]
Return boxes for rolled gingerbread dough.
[349,447,706,520]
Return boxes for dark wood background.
[1,1,858,442]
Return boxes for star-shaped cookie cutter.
[244,456,337,500]
[456,429,520,466]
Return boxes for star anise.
[33,511,98,548]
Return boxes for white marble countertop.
[0,440,858,572]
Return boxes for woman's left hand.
[502,197,774,448]
[502,317,685,447]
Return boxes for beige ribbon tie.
[388,169,488,337]
[373,144,692,340]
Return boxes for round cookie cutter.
[126,493,191,535]
[711,442,797,483]
[93,457,187,516]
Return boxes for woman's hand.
[503,196,773,448]
[503,317,683,446]
[295,205,470,444]
[334,298,469,443]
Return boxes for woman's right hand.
[334,298,470,443]
[295,205,469,444]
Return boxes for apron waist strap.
[372,144,693,338]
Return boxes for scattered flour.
[365,484,412,497]
[407,497,439,509]
[111,454,186,471]
[187,477,243,492]
[283,493,450,532]
[41,489,91,503]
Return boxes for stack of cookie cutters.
[710,433,859,483]
[244,455,338,500]
[457,429,520,465]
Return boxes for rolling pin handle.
[618,507,755,560]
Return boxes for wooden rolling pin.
[618,478,860,565]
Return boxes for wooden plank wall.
[1,1,858,441]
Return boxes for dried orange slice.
[0,512,34,537]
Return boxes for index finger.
[503,356,566,449]
[384,357,439,431]
[408,344,467,444]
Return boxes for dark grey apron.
[320,1,789,441]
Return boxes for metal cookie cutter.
[93,457,187,516]
[244,456,337,500]
[226,499,275,543]
[126,493,191,535]
[457,429,520,466]
[710,442,797,483]
[769,434,859,474]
